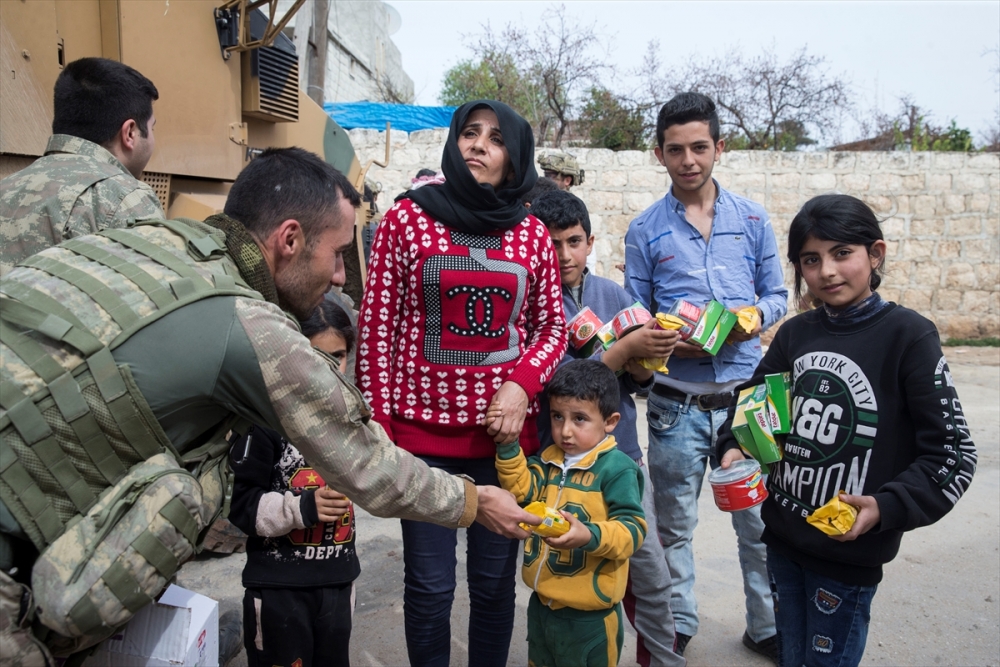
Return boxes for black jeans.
[401,455,520,667]
[243,584,353,667]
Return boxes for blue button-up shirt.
[624,182,788,384]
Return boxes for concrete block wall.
[349,128,1000,339]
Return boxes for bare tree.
[442,6,610,146]
[982,45,1000,152]
[638,44,852,149]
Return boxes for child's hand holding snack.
[543,510,594,549]
[727,306,762,342]
[315,486,351,522]
[829,493,880,542]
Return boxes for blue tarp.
[323,102,456,132]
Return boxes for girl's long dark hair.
[299,297,355,353]
[787,194,886,305]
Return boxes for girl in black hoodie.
[716,194,976,667]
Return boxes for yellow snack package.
[736,306,761,334]
[519,501,570,537]
[636,314,687,373]
[806,493,858,536]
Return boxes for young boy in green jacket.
[492,359,646,667]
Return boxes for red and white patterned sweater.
[356,198,566,459]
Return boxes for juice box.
[746,399,782,465]
[701,308,738,355]
[764,372,793,435]
[731,386,764,461]
[689,300,726,347]
[669,299,702,326]
[595,321,617,350]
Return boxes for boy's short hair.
[530,189,592,237]
[224,147,361,246]
[53,57,159,145]
[656,92,721,149]
[547,359,619,419]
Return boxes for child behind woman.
[229,298,359,667]
[717,194,976,667]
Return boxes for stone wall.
[349,128,1000,339]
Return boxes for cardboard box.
[689,300,726,347]
[701,308,738,355]
[84,585,219,667]
[764,372,793,434]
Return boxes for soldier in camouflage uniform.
[0,148,536,665]
[537,151,584,191]
[0,57,164,277]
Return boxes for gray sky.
[389,0,1000,144]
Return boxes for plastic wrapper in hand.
[519,501,570,537]
[736,306,760,334]
[636,314,686,373]
[806,493,858,536]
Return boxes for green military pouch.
[30,452,206,655]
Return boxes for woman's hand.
[484,381,528,445]
[543,511,592,549]
[315,486,351,523]
[829,494,880,542]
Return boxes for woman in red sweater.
[356,100,565,666]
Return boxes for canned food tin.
[611,304,652,338]
[567,307,602,351]
[708,459,768,512]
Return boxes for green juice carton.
[764,372,793,435]
[701,308,738,355]
[689,300,725,347]
[731,386,763,461]
[746,398,782,467]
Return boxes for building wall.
[349,128,1000,339]
[280,0,413,103]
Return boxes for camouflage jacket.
[0,135,164,276]
[0,219,477,551]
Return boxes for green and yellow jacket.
[496,436,645,611]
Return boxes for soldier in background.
[0,57,164,276]
[537,151,585,191]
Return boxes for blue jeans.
[645,392,776,642]
[767,548,877,667]
[400,456,519,667]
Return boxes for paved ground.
[177,347,1000,666]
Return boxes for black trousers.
[243,584,353,667]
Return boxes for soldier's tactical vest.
[0,218,263,654]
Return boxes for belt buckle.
[695,394,713,411]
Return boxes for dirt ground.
[176,347,1000,666]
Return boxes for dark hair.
[521,176,560,207]
[787,194,886,304]
[530,189,592,237]
[415,168,437,179]
[224,147,361,244]
[299,297,356,353]
[656,92,720,149]
[546,359,619,419]
[52,58,159,145]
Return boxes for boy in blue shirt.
[531,190,685,667]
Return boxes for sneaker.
[675,632,692,656]
[742,631,778,664]
[218,609,243,666]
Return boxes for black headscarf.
[402,100,537,235]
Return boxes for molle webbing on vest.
[0,218,263,551]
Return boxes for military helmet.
[538,152,585,186]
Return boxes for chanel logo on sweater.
[446,285,512,338]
